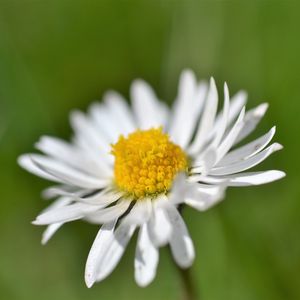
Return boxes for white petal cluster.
[18,70,285,287]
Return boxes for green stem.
[176,264,198,300]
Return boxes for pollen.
[111,128,188,199]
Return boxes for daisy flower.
[18,70,285,288]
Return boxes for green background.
[0,1,299,299]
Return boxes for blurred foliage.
[0,0,299,299]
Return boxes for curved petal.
[30,155,110,189]
[85,221,117,288]
[184,183,225,211]
[234,103,269,144]
[211,143,283,176]
[168,70,206,148]
[33,202,99,225]
[164,204,195,268]
[134,223,159,287]
[18,154,57,182]
[95,220,136,282]
[217,126,276,166]
[131,79,168,129]
[35,136,112,177]
[85,200,131,224]
[188,77,218,155]
[104,91,136,135]
[215,107,245,163]
[147,196,172,247]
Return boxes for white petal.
[70,110,111,154]
[87,102,120,143]
[36,136,112,177]
[103,91,136,135]
[164,204,195,268]
[131,79,168,129]
[213,90,247,133]
[211,143,283,176]
[188,174,228,184]
[169,70,206,148]
[41,197,72,244]
[85,221,116,288]
[85,200,131,224]
[211,83,230,147]
[125,198,152,225]
[33,202,99,225]
[215,107,245,162]
[95,220,136,282]
[30,155,110,189]
[134,223,159,287]
[42,223,64,245]
[184,183,225,211]
[234,103,269,144]
[213,170,286,186]
[18,154,57,182]
[192,148,217,175]
[42,185,86,199]
[217,126,276,166]
[188,77,218,155]
[43,187,123,207]
[147,196,172,247]
[166,173,189,205]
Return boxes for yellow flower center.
[111,128,188,199]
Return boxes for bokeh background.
[0,1,299,299]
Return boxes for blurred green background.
[0,0,299,299]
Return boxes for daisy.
[18,70,285,288]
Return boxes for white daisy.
[18,70,285,288]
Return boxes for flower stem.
[175,264,198,300]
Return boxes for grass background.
[0,0,299,299]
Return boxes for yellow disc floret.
[111,128,188,199]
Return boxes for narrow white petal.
[189,170,285,187]
[234,103,269,144]
[169,70,206,148]
[85,221,116,288]
[214,90,247,132]
[188,77,218,155]
[147,197,172,247]
[192,148,217,175]
[164,204,195,268]
[217,126,276,166]
[40,197,72,244]
[36,136,112,177]
[104,91,136,135]
[211,143,283,176]
[42,223,64,245]
[88,102,120,143]
[85,200,131,224]
[95,220,136,282]
[188,174,228,184]
[211,83,230,147]
[33,202,99,225]
[213,170,286,186]
[125,198,152,225]
[31,155,110,189]
[167,173,189,205]
[131,79,167,129]
[18,154,57,182]
[215,107,245,162]
[43,187,123,207]
[184,183,225,211]
[70,110,111,153]
[134,223,159,287]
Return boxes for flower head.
[18,70,285,287]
